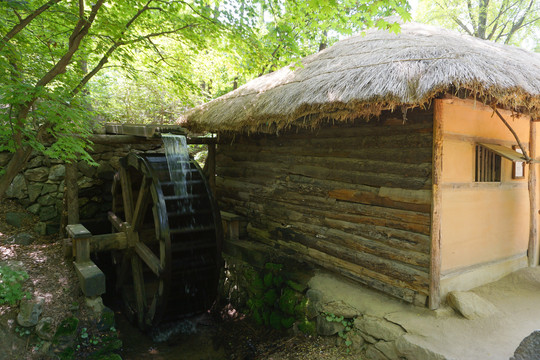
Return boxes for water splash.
[162,134,193,213]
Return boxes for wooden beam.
[429,100,444,309]
[135,242,163,276]
[528,121,538,267]
[491,106,530,161]
[119,167,134,223]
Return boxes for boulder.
[36,317,55,341]
[96,162,115,180]
[78,160,97,177]
[365,345,390,360]
[511,330,540,360]
[6,174,27,199]
[27,183,43,202]
[6,233,35,245]
[0,152,12,167]
[38,194,56,206]
[38,206,57,221]
[354,315,405,342]
[40,183,58,195]
[27,156,43,169]
[25,168,49,182]
[27,203,41,215]
[34,222,47,236]
[321,300,359,318]
[6,212,32,228]
[96,307,116,332]
[396,334,446,360]
[17,297,44,327]
[316,314,345,336]
[446,291,498,320]
[48,164,65,181]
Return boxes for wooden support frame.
[429,100,443,309]
[528,121,538,266]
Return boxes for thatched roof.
[181,22,540,133]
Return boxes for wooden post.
[528,121,538,267]
[66,161,79,225]
[207,143,216,193]
[429,100,443,309]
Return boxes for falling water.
[162,134,192,212]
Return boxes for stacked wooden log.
[216,109,433,305]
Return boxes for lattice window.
[475,145,501,182]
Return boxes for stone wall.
[1,142,162,236]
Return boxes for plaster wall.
[438,98,530,275]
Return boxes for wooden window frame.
[475,144,501,182]
[512,145,525,179]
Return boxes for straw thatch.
[182,22,540,133]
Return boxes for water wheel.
[109,152,222,330]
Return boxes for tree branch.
[72,23,198,97]
[0,0,62,51]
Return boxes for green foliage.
[324,312,354,350]
[0,265,30,305]
[246,262,310,332]
[15,326,32,337]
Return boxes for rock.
[77,176,95,189]
[17,297,44,327]
[34,222,47,236]
[80,202,100,219]
[354,316,405,342]
[316,314,345,336]
[446,291,499,320]
[347,332,366,354]
[0,152,12,166]
[27,203,41,215]
[306,289,324,318]
[375,340,400,359]
[27,156,43,169]
[85,296,105,315]
[48,165,65,181]
[396,334,446,360]
[27,183,44,202]
[39,206,57,221]
[41,183,58,195]
[78,160,96,177]
[6,174,27,199]
[96,307,116,332]
[365,345,389,360]
[6,212,32,228]
[96,162,115,180]
[25,167,49,182]
[46,223,59,235]
[7,233,35,245]
[36,317,55,341]
[511,330,540,360]
[321,300,359,318]
[38,194,57,206]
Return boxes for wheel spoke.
[119,167,135,223]
[132,176,151,231]
[108,211,124,232]
[135,242,163,276]
[131,255,147,329]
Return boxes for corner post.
[528,120,538,266]
[430,100,444,309]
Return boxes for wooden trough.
[65,125,223,330]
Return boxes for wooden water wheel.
[109,152,222,330]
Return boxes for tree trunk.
[0,146,33,201]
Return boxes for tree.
[416,0,540,45]
[0,0,410,200]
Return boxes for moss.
[298,320,316,336]
[54,317,79,339]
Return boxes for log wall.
[216,109,433,304]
